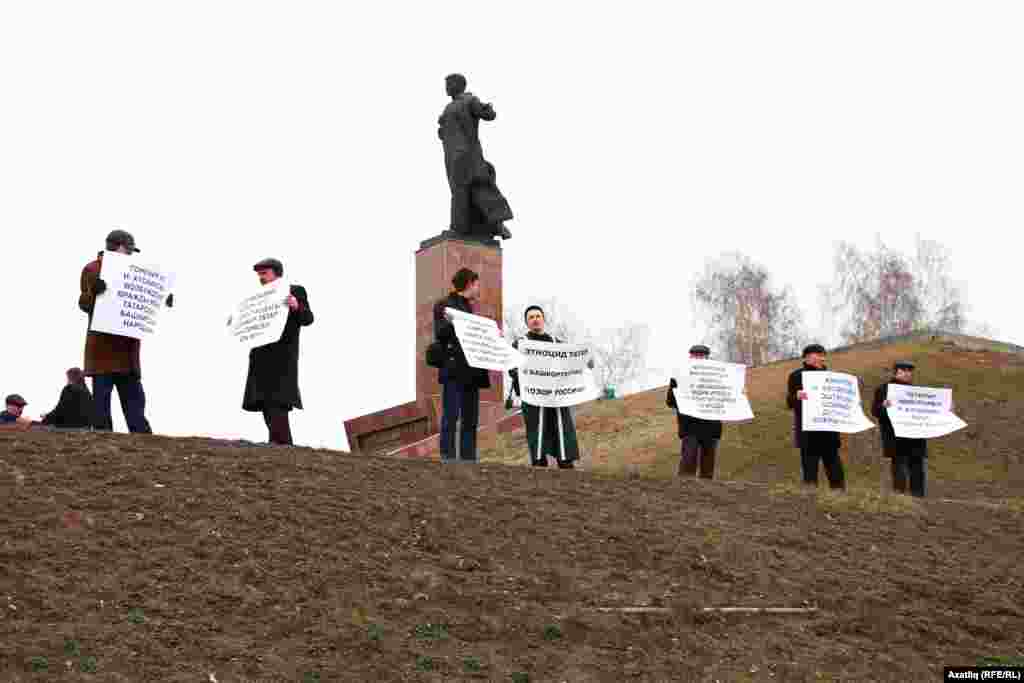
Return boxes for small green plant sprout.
[303,672,322,683]
[542,624,563,641]
[415,655,435,671]
[29,656,48,672]
[511,672,530,683]
[80,655,98,673]
[413,622,449,640]
[367,623,384,641]
[463,655,482,672]
[64,639,81,656]
[127,607,145,624]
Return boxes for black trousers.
[262,406,293,446]
[680,436,718,479]
[800,443,845,489]
[891,452,927,497]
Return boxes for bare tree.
[589,322,651,395]
[827,236,967,343]
[692,252,806,366]
[912,235,966,332]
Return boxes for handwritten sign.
[802,371,875,433]
[887,384,967,439]
[447,308,523,371]
[518,340,598,408]
[228,279,291,350]
[672,359,754,422]
[90,251,174,340]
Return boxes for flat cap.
[802,343,827,357]
[5,394,27,407]
[105,229,140,253]
[253,258,284,276]
[689,344,711,356]
[893,360,915,371]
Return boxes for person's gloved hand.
[165,293,174,308]
[93,278,107,295]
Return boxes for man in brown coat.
[79,229,170,433]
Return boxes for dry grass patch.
[768,483,927,515]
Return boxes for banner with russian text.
[801,371,876,433]
[887,384,967,439]
[446,308,523,371]
[228,279,291,350]
[518,339,598,408]
[89,251,175,340]
[672,359,754,422]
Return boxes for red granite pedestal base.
[343,236,506,457]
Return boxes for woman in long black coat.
[509,305,586,469]
[242,258,314,445]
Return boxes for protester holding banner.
[40,368,94,430]
[433,268,490,463]
[872,361,929,497]
[786,344,845,490]
[509,305,588,469]
[79,229,168,433]
[242,258,314,446]
[666,345,724,479]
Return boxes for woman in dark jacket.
[433,268,491,463]
[509,305,585,469]
[42,368,94,429]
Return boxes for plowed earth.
[2,429,1022,682]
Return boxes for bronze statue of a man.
[438,74,513,241]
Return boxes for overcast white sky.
[2,1,1021,450]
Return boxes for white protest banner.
[90,251,175,340]
[228,279,291,350]
[518,340,598,408]
[672,359,754,422]
[801,371,876,433]
[886,384,967,439]
[446,308,523,371]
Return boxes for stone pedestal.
[343,234,504,455]
[415,235,504,431]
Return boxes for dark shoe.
[498,224,512,240]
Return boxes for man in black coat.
[41,368,94,429]
[433,267,491,462]
[667,345,724,479]
[787,344,845,489]
[242,258,314,446]
[872,360,928,497]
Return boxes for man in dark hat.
[786,344,845,489]
[667,345,724,479]
[872,360,928,497]
[0,394,32,429]
[78,229,168,433]
[242,258,314,446]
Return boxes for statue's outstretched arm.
[471,97,497,121]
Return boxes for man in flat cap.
[786,344,845,489]
[872,361,928,497]
[0,394,32,430]
[242,258,314,446]
[78,229,169,433]
[666,344,724,479]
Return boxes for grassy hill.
[2,335,1023,681]
[481,334,1024,501]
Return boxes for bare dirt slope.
[2,426,1022,682]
